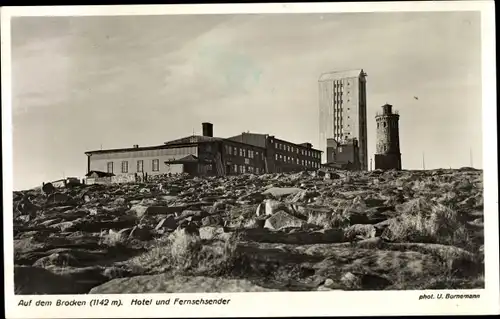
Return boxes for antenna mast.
[470,148,473,167]
[422,152,426,170]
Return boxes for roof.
[85,170,115,177]
[165,154,206,164]
[318,69,366,82]
[164,135,222,145]
[85,144,167,155]
[230,133,322,152]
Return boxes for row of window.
[274,154,320,168]
[231,164,261,175]
[274,142,320,158]
[107,159,160,174]
[225,145,264,160]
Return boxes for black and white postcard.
[2,2,498,318]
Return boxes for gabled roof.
[164,135,223,145]
[318,69,366,82]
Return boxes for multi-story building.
[318,69,368,170]
[84,123,322,181]
[374,104,402,170]
[227,133,322,173]
[324,137,360,170]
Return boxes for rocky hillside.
[13,168,484,294]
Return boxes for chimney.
[133,145,139,148]
[202,122,213,137]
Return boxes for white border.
[2,2,498,318]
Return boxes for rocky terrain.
[13,168,484,294]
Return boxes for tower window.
[377,123,380,129]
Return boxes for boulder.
[344,224,377,241]
[264,211,306,231]
[42,183,56,195]
[89,275,278,294]
[155,215,177,230]
[262,187,302,198]
[14,266,89,294]
[46,193,73,205]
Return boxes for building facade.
[374,104,402,170]
[318,69,368,170]
[227,133,322,173]
[85,123,321,180]
[325,137,360,170]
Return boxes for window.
[233,147,237,155]
[261,153,264,160]
[339,147,343,152]
[384,122,387,128]
[240,149,244,157]
[121,161,128,173]
[248,166,254,173]
[241,165,246,173]
[233,164,238,173]
[107,162,113,173]
[207,164,213,170]
[226,145,231,154]
[244,158,250,165]
[255,167,260,174]
[152,159,159,171]
[275,154,279,160]
[137,160,143,173]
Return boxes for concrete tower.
[374,104,401,170]
[318,69,368,170]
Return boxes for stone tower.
[374,104,401,170]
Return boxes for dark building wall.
[374,154,401,170]
[267,136,322,173]
[221,140,266,175]
[227,133,267,148]
[229,133,322,173]
[375,104,401,170]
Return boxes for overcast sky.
[10,11,482,190]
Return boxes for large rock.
[199,226,232,241]
[343,224,377,241]
[262,187,302,198]
[264,211,306,231]
[14,266,89,294]
[89,275,277,293]
[237,228,344,244]
[46,193,73,205]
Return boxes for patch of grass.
[123,229,241,277]
[385,200,473,250]
[307,212,333,229]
